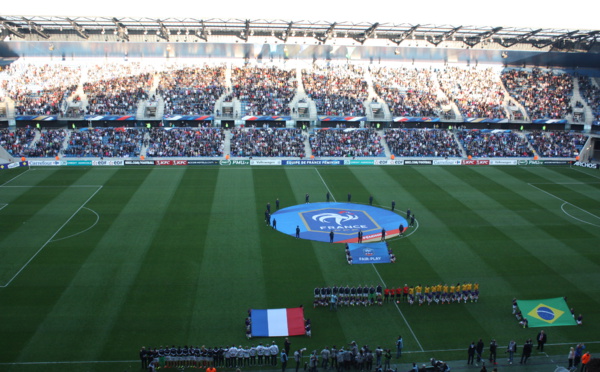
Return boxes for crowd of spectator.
[310,128,384,157]
[230,127,306,157]
[157,65,226,116]
[226,64,296,116]
[23,129,67,157]
[578,75,600,122]
[527,130,588,157]
[84,62,156,116]
[146,128,223,157]
[371,66,442,117]
[457,130,533,157]
[384,129,461,157]
[64,128,144,157]
[0,128,36,156]
[437,67,507,119]
[84,76,151,116]
[303,63,368,116]
[501,68,573,120]
[0,63,81,116]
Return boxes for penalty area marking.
[0,203,7,212]
[0,186,103,288]
[49,207,100,243]
[528,183,600,227]
[314,168,424,352]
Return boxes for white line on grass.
[528,183,600,226]
[0,204,7,211]
[0,185,103,188]
[570,164,600,180]
[314,167,424,351]
[0,168,31,186]
[371,263,424,351]
[314,168,335,200]
[49,207,101,242]
[560,203,600,227]
[0,186,103,288]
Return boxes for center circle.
[271,202,409,243]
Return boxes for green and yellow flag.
[517,297,576,327]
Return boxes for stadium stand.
[0,128,36,156]
[303,63,368,116]
[146,127,223,157]
[457,129,534,157]
[2,63,80,116]
[157,64,226,116]
[501,68,574,120]
[309,128,384,157]
[371,66,443,118]
[437,67,507,119]
[578,75,600,123]
[84,62,154,115]
[230,127,306,157]
[225,64,296,116]
[384,129,462,157]
[23,129,67,157]
[527,130,588,157]
[64,128,144,157]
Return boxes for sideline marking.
[0,167,32,186]
[528,183,600,227]
[50,207,101,243]
[570,164,600,180]
[314,167,424,351]
[0,186,103,288]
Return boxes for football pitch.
[0,164,599,372]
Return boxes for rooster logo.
[311,211,359,225]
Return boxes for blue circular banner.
[271,202,408,243]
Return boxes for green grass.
[0,165,599,372]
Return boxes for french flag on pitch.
[251,307,306,337]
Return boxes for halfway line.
[314,167,424,351]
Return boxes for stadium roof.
[2,0,599,32]
[0,15,597,53]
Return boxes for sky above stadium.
[2,0,596,31]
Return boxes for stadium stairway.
[288,66,308,120]
[518,131,538,158]
[4,96,16,124]
[498,78,530,121]
[61,130,72,154]
[570,77,594,127]
[303,133,312,158]
[0,144,13,163]
[224,62,233,90]
[140,131,150,157]
[223,128,231,156]
[30,129,42,148]
[378,130,392,158]
[451,130,468,158]
[431,73,462,122]
[363,68,392,122]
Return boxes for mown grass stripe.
[14,168,185,363]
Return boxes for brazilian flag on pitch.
[517,297,577,327]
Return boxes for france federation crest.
[271,202,408,243]
[300,208,380,235]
